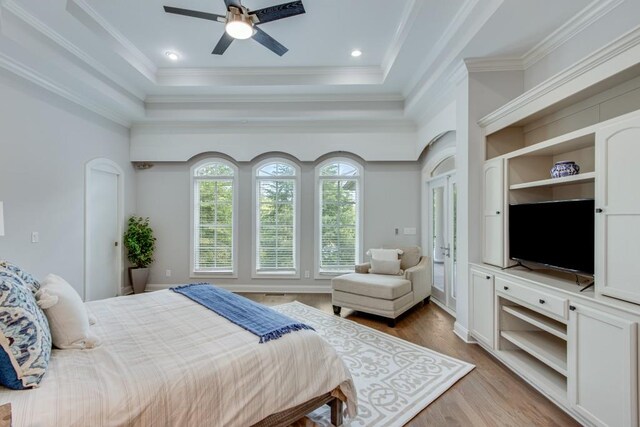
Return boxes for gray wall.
[0,72,136,296]
[136,155,422,290]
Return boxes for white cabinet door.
[568,304,638,427]
[596,114,640,304]
[470,269,495,348]
[483,158,505,267]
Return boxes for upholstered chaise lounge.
[331,247,431,326]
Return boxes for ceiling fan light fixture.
[225,11,254,40]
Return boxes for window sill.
[252,271,300,280]
[190,272,237,279]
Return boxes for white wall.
[0,72,135,296]
[130,123,419,162]
[136,155,422,291]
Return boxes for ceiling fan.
[163,0,305,56]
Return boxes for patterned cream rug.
[273,302,475,427]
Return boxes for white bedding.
[0,290,356,426]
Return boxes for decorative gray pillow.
[369,258,402,275]
[399,247,422,270]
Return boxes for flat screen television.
[509,199,595,276]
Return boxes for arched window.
[190,159,237,276]
[253,159,300,277]
[316,159,363,275]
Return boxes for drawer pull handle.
[496,211,501,215]
[569,305,576,311]
[485,275,491,280]
[503,286,509,291]
[539,299,546,305]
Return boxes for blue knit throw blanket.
[171,284,314,343]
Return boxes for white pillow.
[367,248,403,261]
[369,258,402,275]
[36,274,100,350]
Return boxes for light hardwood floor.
[241,293,580,427]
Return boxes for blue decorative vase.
[551,161,580,178]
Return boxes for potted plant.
[123,216,156,294]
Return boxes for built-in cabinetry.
[595,115,640,305]
[482,159,504,267]
[469,269,494,347]
[475,63,640,426]
[469,265,639,427]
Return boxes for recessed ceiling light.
[351,49,362,58]
[165,51,180,61]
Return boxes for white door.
[596,114,640,304]
[483,158,505,267]
[427,174,457,311]
[85,159,122,301]
[568,303,638,427]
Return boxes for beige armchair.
[331,246,432,327]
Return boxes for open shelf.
[501,331,567,376]
[502,305,567,340]
[509,172,595,190]
[499,349,568,403]
[504,127,595,160]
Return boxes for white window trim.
[252,158,301,279]
[190,158,239,279]
[314,157,364,280]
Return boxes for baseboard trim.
[453,321,477,344]
[145,283,332,294]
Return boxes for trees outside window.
[191,159,237,276]
[316,159,363,275]
[254,159,299,276]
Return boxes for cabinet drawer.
[496,277,568,320]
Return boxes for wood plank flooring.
[241,293,580,427]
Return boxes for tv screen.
[509,199,594,275]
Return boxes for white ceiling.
[0,0,597,126]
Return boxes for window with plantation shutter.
[253,159,299,276]
[191,159,237,276]
[317,160,363,275]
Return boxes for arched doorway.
[422,134,457,314]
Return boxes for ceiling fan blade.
[251,1,305,25]
[212,32,234,55]
[252,27,288,56]
[164,6,224,22]
[224,0,242,9]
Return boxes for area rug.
[272,302,475,427]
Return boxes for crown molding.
[155,66,384,86]
[464,57,524,72]
[521,0,624,69]
[404,0,503,114]
[381,0,422,79]
[66,0,157,83]
[478,25,640,131]
[0,0,144,101]
[145,93,405,104]
[0,50,130,126]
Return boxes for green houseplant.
[123,216,156,294]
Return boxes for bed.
[0,290,356,426]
